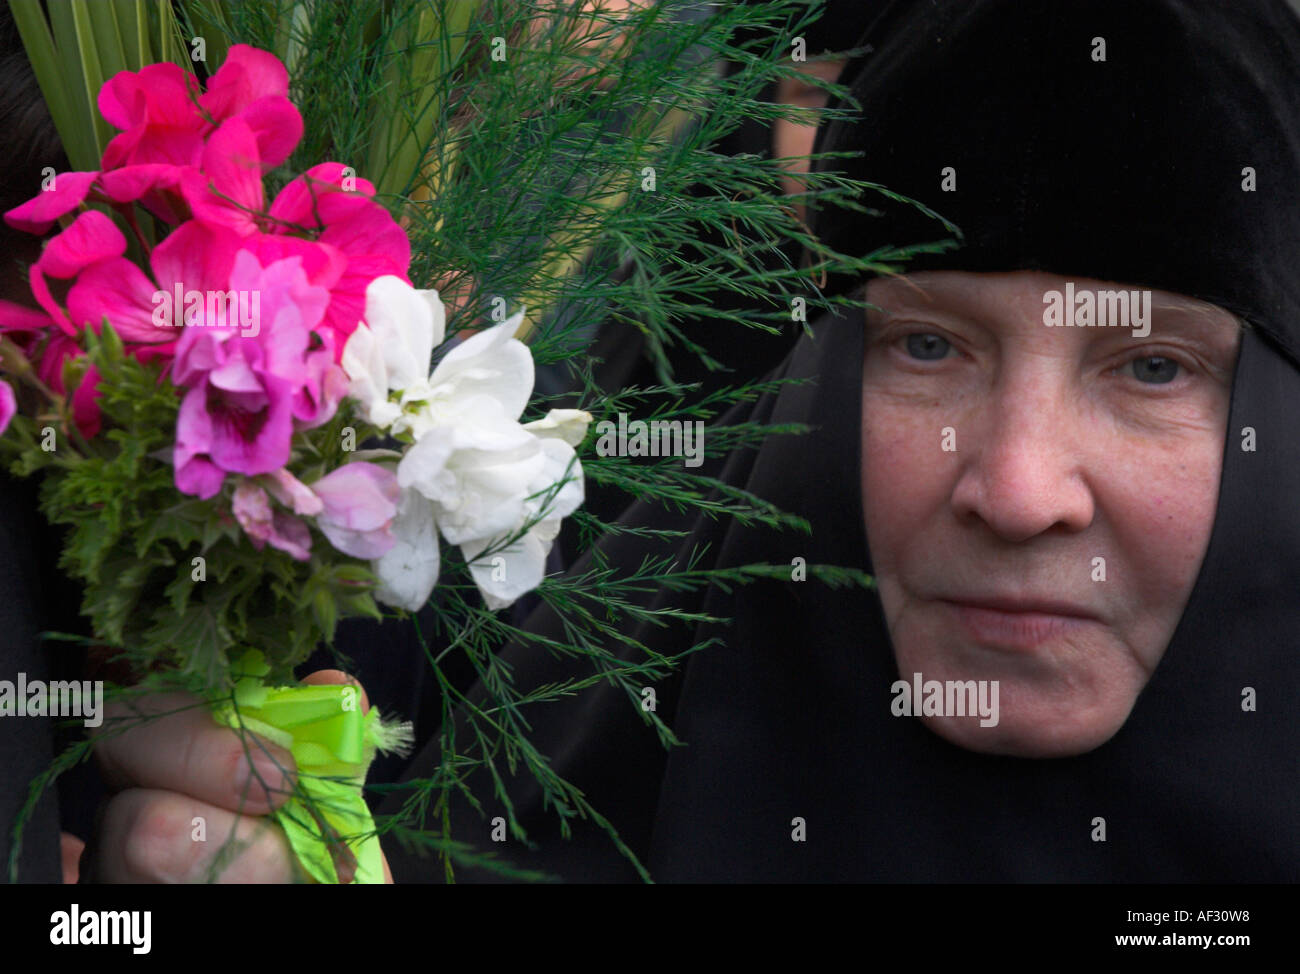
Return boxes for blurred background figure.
[575,0,885,403]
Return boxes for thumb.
[300,668,370,714]
[60,832,84,884]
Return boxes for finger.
[300,669,370,713]
[60,832,84,884]
[96,788,302,884]
[95,693,295,816]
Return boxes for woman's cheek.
[1104,436,1224,666]
[860,394,956,570]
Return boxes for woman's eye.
[904,333,952,361]
[1126,355,1181,384]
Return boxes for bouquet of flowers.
[1,0,939,883]
[0,37,597,883]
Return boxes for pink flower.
[4,45,302,238]
[232,480,312,561]
[198,45,302,167]
[172,250,337,498]
[3,171,99,235]
[309,463,401,559]
[98,45,301,171]
[14,332,104,441]
[0,43,409,452]
[28,211,128,335]
[58,217,236,345]
[3,164,190,240]
[97,163,191,226]
[98,62,207,169]
[265,164,411,356]
[235,462,401,561]
[0,378,15,435]
[181,117,266,236]
[0,299,55,335]
[262,468,324,516]
[6,45,304,237]
[178,136,411,359]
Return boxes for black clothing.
[0,473,66,882]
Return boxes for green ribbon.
[211,650,410,884]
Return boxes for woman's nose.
[947,379,1096,544]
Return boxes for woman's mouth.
[939,597,1100,651]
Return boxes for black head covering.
[812,0,1300,357]
[381,0,1300,881]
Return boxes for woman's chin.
[920,705,1133,758]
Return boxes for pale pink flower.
[310,463,401,559]
[232,480,312,561]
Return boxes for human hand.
[68,670,392,884]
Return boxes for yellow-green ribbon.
[212,650,411,884]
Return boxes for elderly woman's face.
[860,270,1240,757]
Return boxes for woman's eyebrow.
[1143,303,1242,346]
[867,302,970,328]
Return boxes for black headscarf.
[381,0,1300,882]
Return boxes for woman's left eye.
[1125,355,1181,384]
[904,333,952,361]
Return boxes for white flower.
[460,436,586,610]
[394,314,533,439]
[353,277,593,612]
[341,275,445,429]
[340,322,399,428]
[398,414,544,544]
[523,408,593,447]
[372,487,440,612]
[393,315,542,542]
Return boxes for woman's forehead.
[867,270,1241,324]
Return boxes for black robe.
[0,473,68,883]
[378,0,1300,882]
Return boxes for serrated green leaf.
[134,499,209,557]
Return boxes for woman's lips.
[940,598,1099,651]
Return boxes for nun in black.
[379,0,1300,882]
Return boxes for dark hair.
[0,5,68,221]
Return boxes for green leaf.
[312,587,338,645]
[144,589,239,687]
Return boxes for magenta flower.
[172,250,340,498]
[178,130,411,358]
[232,480,312,561]
[197,45,303,168]
[97,163,190,225]
[3,171,99,235]
[261,163,412,356]
[0,300,52,335]
[98,45,301,171]
[97,62,207,169]
[65,219,233,345]
[28,210,127,335]
[0,43,409,447]
[6,44,301,239]
[181,117,266,236]
[0,378,15,436]
[3,164,190,239]
[309,463,401,559]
